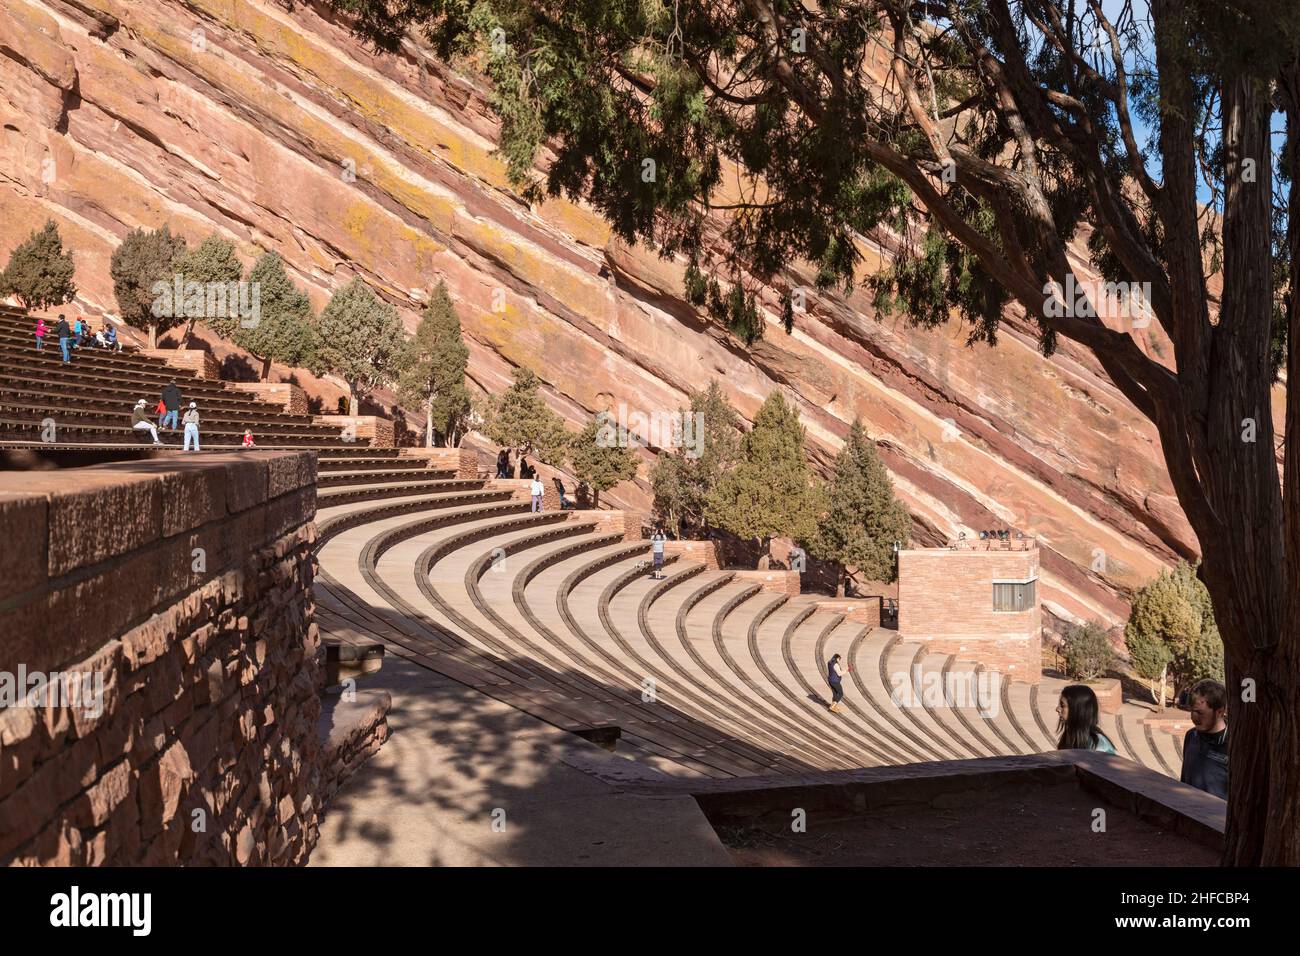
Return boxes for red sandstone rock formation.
[1,0,1256,630]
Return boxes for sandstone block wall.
[663,540,721,570]
[141,348,221,380]
[401,447,481,478]
[732,569,802,596]
[0,452,329,865]
[585,510,645,542]
[227,382,308,415]
[898,547,1042,682]
[815,597,882,628]
[312,415,396,447]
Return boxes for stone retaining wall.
[312,415,396,448]
[141,348,221,380]
[226,382,308,415]
[401,447,480,478]
[0,452,369,866]
[663,540,721,569]
[732,569,801,596]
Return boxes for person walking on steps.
[159,381,182,432]
[827,654,849,713]
[55,314,71,363]
[529,474,545,512]
[72,315,85,349]
[182,402,201,451]
[131,399,162,445]
[34,316,46,351]
[649,527,666,579]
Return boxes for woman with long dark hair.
[1055,684,1117,753]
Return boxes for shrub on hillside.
[1060,620,1115,682]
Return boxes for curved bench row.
[312,463,1185,780]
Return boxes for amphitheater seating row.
[311,456,1186,780]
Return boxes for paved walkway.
[309,657,732,866]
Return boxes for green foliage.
[808,419,911,586]
[482,365,569,463]
[110,225,187,346]
[1,220,76,312]
[316,278,409,413]
[1124,561,1224,702]
[172,235,244,342]
[567,414,639,505]
[650,380,742,537]
[1060,620,1116,682]
[396,280,472,445]
[706,390,824,552]
[234,252,321,380]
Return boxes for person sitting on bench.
[131,399,162,445]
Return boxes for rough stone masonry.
[0,452,365,865]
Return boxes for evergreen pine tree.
[706,390,824,564]
[809,418,911,593]
[1125,561,1224,709]
[396,280,471,446]
[110,225,187,348]
[650,380,742,537]
[235,252,320,381]
[172,235,243,346]
[483,366,569,464]
[568,414,638,506]
[316,278,409,415]
[1,220,76,312]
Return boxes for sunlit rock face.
[0,0,1214,630]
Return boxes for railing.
[944,532,1036,551]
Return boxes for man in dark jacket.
[55,314,71,363]
[159,381,183,431]
[1180,679,1228,799]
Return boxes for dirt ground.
[717,782,1220,867]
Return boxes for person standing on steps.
[827,654,849,713]
[55,314,71,363]
[1179,678,1228,799]
[1055,684,1117,754]
[159,380,182,432]
[182,402,201,451]
[496,449,511,479]
[529,474,545,512]
[34,316,46,351]
[131,399,162,445]
[649,527,666,579]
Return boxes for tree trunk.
[835,568,846,598]
[347,383,359,416]
[148,323,157,349]
[260,354,272,382]
[425,405,434,448]
[756,537,770,570]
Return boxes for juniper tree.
[483,365,569,464]
[235,252,321,381]
[332,0,1300,864]
[1061,619,1117,682]
[651,380,742,536]
[317,278,409,415]
[1125,561,1225,710]
[110,225,186,348]
[397,280,472,446]
[172,235,244,347]
[568,414,639,506]
[809,418,911,594]
[707,390,824,563]
[0,220,76,313]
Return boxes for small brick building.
[897,544,1042,682]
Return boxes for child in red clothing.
[242,430,256,448]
